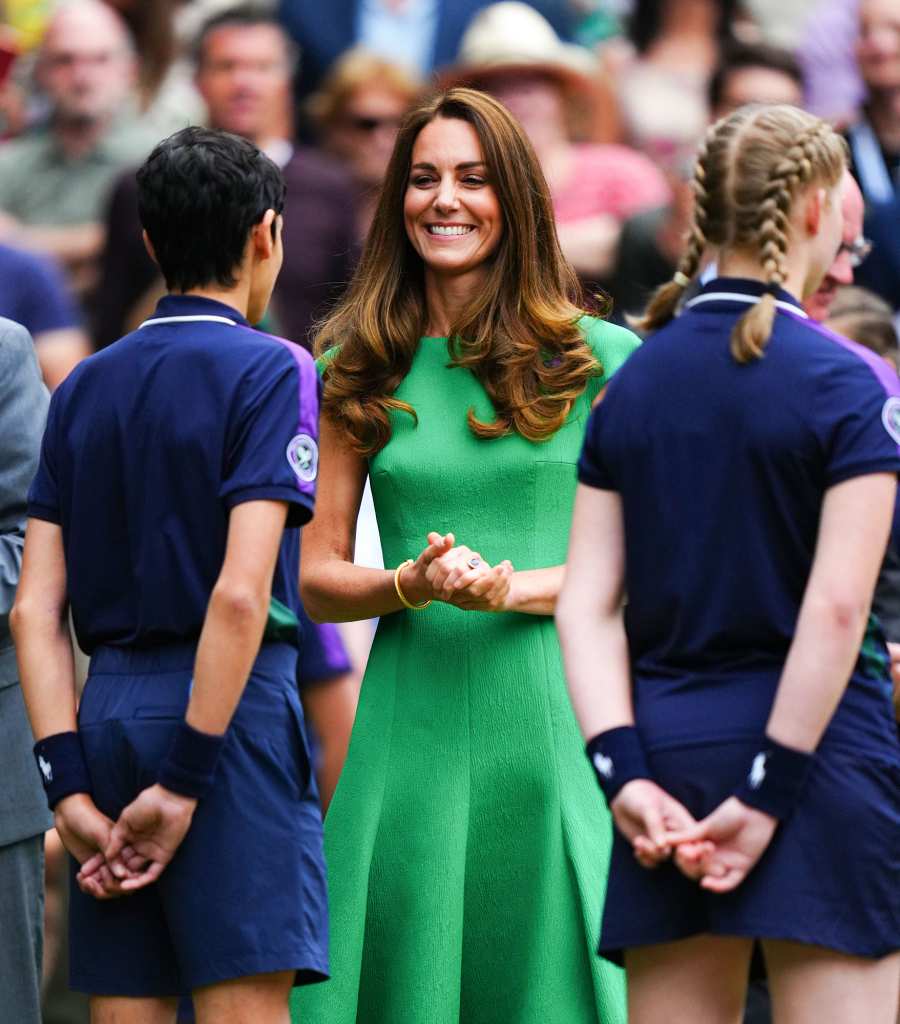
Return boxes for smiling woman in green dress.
[291,87,639,1024]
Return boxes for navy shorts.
[69,642,329,997]
[599,737,900,964]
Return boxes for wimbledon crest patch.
[286,433,318,484]
[882,397,900,445]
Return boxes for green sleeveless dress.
[292,317,639,1024]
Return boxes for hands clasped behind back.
[610,779,778,893]
[402,531,514,611]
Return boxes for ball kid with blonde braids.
[292,88,640,1024]
[559,103,900,1023]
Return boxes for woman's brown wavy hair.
[314,87,598,456]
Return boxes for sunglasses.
[838,236,873,268]
[344,114,402,134]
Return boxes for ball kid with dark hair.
[13,125,328,1023]
[137,125,286,294]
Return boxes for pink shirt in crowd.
[552,144,671,224]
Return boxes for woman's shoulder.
[577,314,641,383]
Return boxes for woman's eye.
[411,175,435,187]
[462,176,485,186]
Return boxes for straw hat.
[439,2,598,94]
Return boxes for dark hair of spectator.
[107,0,177,110]
[628,0,737,55]
[316,87,597,456]
[136,126,286,292]
[193,2,298,73]
[708,41,805,110]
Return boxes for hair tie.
[673,271,691,288]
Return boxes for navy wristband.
[734,736,814,820]
[585,726,651,804]
[157,721,226,799]
[34,731,92,810]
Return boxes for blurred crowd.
[0,0,898,385]
[1,0,899,1019]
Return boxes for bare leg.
[193,970,295,1024]
[625,934,753,1024]
[765,939,900,1024]
[90,996,178,1024]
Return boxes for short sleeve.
[220,339,320,527]
[579,316,641,386]
[816,356,900,487]
[577,393,618,490]
[27,388,62,524]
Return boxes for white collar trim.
[684,291,808,319]
[139,314,238,328]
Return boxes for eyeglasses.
[838,236,873,268]
[343,114,402,134]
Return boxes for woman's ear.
[803,188,825,238]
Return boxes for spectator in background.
[847,0,900,207]
[797,0,864,125]
[0,244,91,389]
[443,1,669,286]
[803,171,866,323]
[610,40,804,322]
[844,0,900,314]
[100,0,206,134]
[308,48,422,239]
[0,318,52,1024]
[612,0,741,152]
[276,0,575,118]
[94,4,357,350]
[0,1,158,294]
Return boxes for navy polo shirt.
[28,294,319,654]
[579,278,900,756]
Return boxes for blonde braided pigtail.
[731,119,842,362]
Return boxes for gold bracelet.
[394,559,431,610]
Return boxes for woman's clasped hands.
[610,780,778,894]
[400,532,514,612]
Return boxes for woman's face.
[403,116,503,282]
[481,71,566,146]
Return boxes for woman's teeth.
[428,225,474,235]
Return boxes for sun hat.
[438,2,598,95]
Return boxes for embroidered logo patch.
[286,433,318,484]
[882,396,900,445]
[38,755,53,783]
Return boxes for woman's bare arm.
[300,417,456,622]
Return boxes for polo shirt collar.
[685,277,808,319]
[144,294,250,328]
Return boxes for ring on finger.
[467,556,482,569]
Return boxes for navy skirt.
[599,737,900,963]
